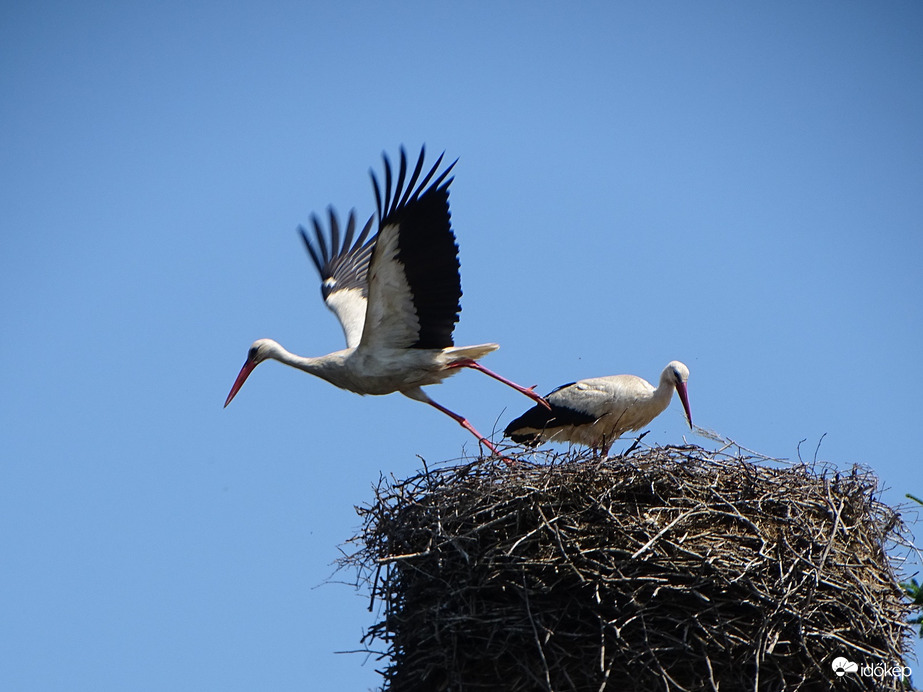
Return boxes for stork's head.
[224,339,279,407]
[665,361,692,428]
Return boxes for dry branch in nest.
[342,444,915,691]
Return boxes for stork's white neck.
[261,339,349,381]
[653,369,678,404]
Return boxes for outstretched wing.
[299,208,375,349]
[359,146,461,352]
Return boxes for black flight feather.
[504,389,598,445]
[370,146,461,350]
[300,208,375,302]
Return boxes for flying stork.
[504,361,693,456]
[224,146,548,457]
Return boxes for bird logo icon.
[831,657,859,677]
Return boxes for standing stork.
[504,361,693,456]
[225,146,548,457]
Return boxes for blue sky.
[2,2,922,689]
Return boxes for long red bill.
[676,381,693,428]
[224,359,257,407]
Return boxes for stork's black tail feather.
[504,404,552,440]
[504,398,597,444]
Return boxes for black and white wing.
[503,381,599,444]
[300,208,375,349]
[359,146,461,352]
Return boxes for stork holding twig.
[504,361,693,456]
[225,146,548,457]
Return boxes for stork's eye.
[248,346,259,360]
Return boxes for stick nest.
[343,444,915,691]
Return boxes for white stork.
[225,146,548,457]
[504,361,693,456]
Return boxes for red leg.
[424,397,514,465]
[450,359,551,410]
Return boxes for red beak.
[676,381,692,428]
[224,359,257,407]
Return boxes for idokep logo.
[831,657,858,677]
[831,656,912,680]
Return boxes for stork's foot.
[506,381,551,410]
[422,394,515,466]
[478,438,516,466]
[523,384,552,410]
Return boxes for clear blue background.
[2,2,921,689]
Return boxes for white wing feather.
[299,209,375,349]
[359,222,422,350]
